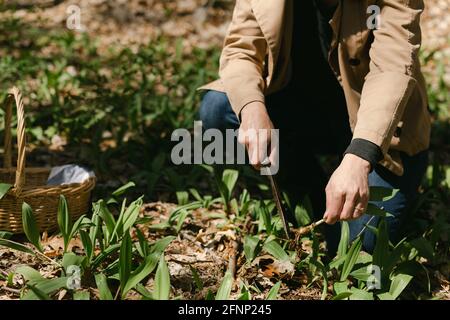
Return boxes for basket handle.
[3,87,26,196]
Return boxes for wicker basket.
[0,87,95,233]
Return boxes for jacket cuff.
[344,138,383,170]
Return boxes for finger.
[340,193,358,221]
[324,186,345,224]
[248,142,261,169]
[352,192,368,219]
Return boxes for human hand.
[323,154,371,224]
[238,101,276,170]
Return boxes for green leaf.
[0,238,35,255]
[243,235,260,263]
[22,277,68,300]
[95,273,113,300]
[349,287,374,300]
[333,281,348,295]
[73,291,90,300]
[340,237,362,281]
[16,266,44,282]
[377,292,395,300]
[122,252,161,297]
[175,209,189,233]
[176,191,189,205]
[62,252,85,271]
[215,270,233,300]
[119,232,132,294]
[153,255,170,300]
[295,205,311,227]
[263,240,289,261]
[389,273,413,299]
[112,181,136,197]
[373,219,389,271]
[337,221,350,258]
[149,236,176,254]
[57,195,71,252]
[331,292,353,300]
[222,169,239,197]
[266,281,281,300]
[366,204,394,218]
[410,238,435,261]
[21,202,43,252]
[0,231,13,239]
[0,183,12,199]
[96,200,116,239]
[79,229,93,261]
[369,187,399,202]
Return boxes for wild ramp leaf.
[95,273,113,300]
[0,183,12,199]
[340,237,363,281]
[263,240,289,261]
[266,281,281,300]
[21,202,43,252]
[153,255,171,300]
[243,235,260,263]
[0,238,35,255]
[369,187,399,202]
[215,270,233,300]
[57,195,71,252]
[119,232,132,293]
[337,221,350,258]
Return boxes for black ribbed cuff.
[344,138,383,170]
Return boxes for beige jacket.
[200,0,431,175]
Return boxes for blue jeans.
[199,90,429,254]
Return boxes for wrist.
[240,101,267,119]
[343,153,371,174]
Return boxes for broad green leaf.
[369,187,399,202]
[21,202,43,252]
[328,255,346,270]
[0,238,35,255]
[266,281,281,300]
[57,195,71,252]
[153,255,170,300]
[263,240,289,261]
[62,252,85,271]
[91,244,120,270]
[340,237,362,281]
[349,287,374,300]
[176,191,189,205]
[0,231,13,239]
[149,236,176,254]
[0,183,12,199]
[16,266,44,282]
[122,252,161,297]
[377,292,395,300]
[333,281,348,295]
[350,265,372,282]
[175,209,189,233]
[112,181,135,197]
[331,292,352,300]
[95,273,113,300]
[215,270,233,300]
[337,221,350,258]
[121,198,143,232]
[389,273,413,299]
[135,283,154,300]
[73,291,90,300]
[79,229,93,261]
[119,232,132,293]
[222,169,239,196]
[373,219,389,271]
[243,235,260,263]
[410,238,435,261]
[22,277,68,300]
[366,204,394,218]
[295,205,311,227]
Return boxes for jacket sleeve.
[352,0,424,154]
[219,0,267,117]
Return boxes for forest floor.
[0,0,449,300]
